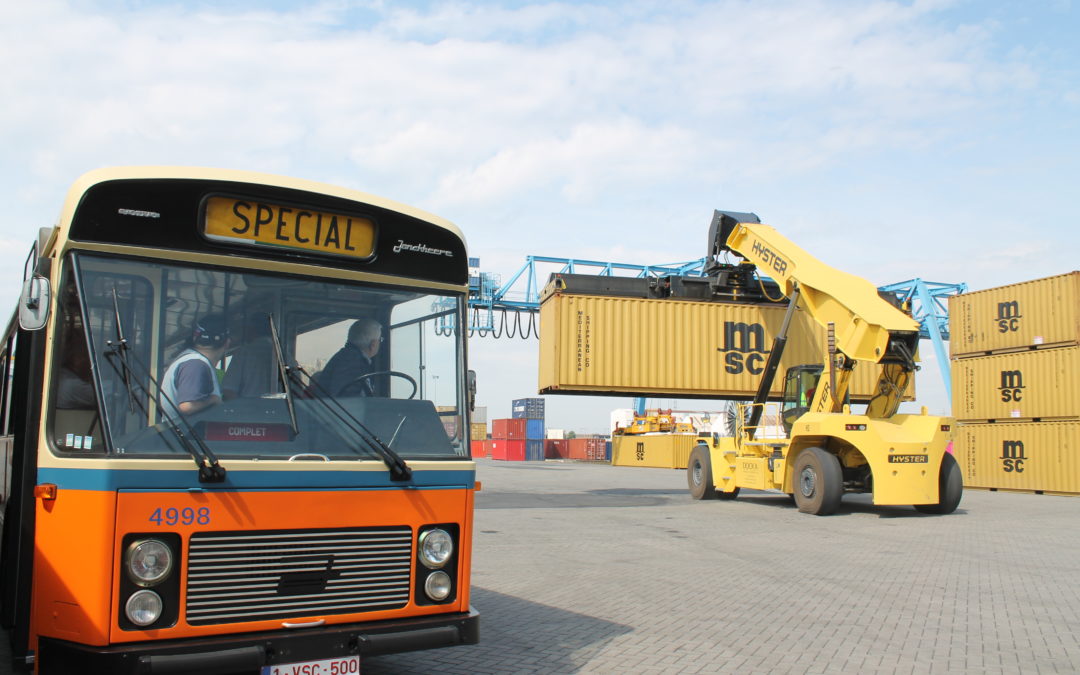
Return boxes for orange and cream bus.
[0,167,479,673]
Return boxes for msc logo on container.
[1001,440,1026,473]
[716,321,769,375]
[996,301,1021,333]
[999,370,1025,402]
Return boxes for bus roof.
[57,166,466,247]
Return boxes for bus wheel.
[914,453,963,515]
[688,444,717,500]
[793,447,842,515]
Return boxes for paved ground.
[6,459,1080,673]
[365,460,1080,675]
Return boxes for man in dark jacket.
[317,318,383,397]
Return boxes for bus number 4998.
[149,506,211,526]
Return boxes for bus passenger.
[316,318,383,397]
[160,314,230,420]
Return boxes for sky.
[3,0,1078,433]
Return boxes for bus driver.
[316,318,383,397]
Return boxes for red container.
[567,438,606,460]
[491,439,526,461]
[471,440,488,458]
[492,418,527,440]
[545,439,569,459]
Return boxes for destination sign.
[202,196,376,260]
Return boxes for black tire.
[793,447,843,515]
[914,453,963,514]
[687,444,717,500]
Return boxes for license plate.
[261,655,360,675]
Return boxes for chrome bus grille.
[185,527,413,625]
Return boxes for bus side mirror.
[19,276,51,331]
[467,369,477,412]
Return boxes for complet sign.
[203,196,376,260]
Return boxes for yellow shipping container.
[470,423,488,441]
[611,434,699,469]
[952,347,1080,422]
[955,421,1080,495]
[538,292,914,401]
[949,271,1080,358]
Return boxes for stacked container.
[490,438,525,461]
[491,418,526,440]
[490,415,546,460]
[512,398,545,420]
[470,423,488,442]
[512,397,546,461]
[949,272,1080,495]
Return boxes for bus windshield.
[51,253,468,461]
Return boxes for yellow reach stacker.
[687,211,960,515]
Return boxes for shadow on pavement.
[363,586,633,674]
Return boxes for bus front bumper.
[37,607,479,675]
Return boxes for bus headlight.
[125,590,163,627]
[424,571,452,601]
[126,539,173,586]
[418,528,453,568]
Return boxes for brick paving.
[5,459,1080,673]
[366,459,1080,674]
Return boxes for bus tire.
[914,453,963,515]
[793,447,842,515]
[687,444,717,500]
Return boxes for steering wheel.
[340,370,418,399]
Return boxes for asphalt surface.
[6,459,1080,674]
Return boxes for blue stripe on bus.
[36,467,475,492]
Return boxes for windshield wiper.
[289,367,412,482]
[266,313,299,437]
[105,290,225,483]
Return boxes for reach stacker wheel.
[793,447,842,515]
[687,444,716,500]
[687,444,738,501]
[914,453,963,515]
